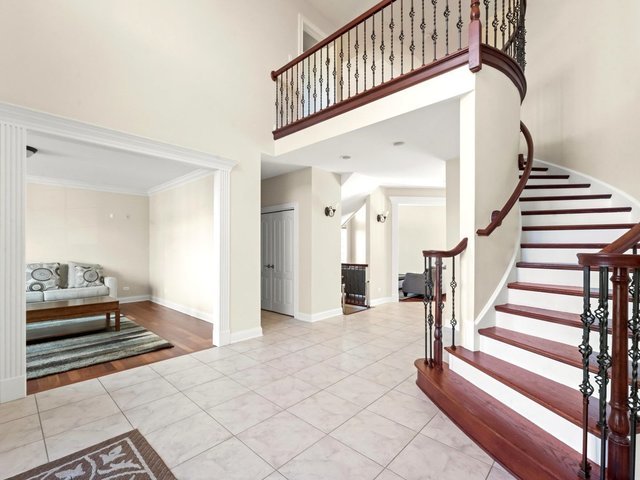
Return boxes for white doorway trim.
[0,103,236,402]
[261,203,299,320]
[390,196,446,302]
[297,14,327,55]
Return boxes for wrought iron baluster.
[371,15,377,87]
[347,30,352,97]
[355,25,360,94]
[400,0,405,75]
[431,0,438,61]
[380,9,385,83]
[288,69,294,123]
[285,70,290,126]
[319,48,324,110]
[595,266,611,476]
[307,56,312,117]
[500,0,506,48]
[389,3,395,78]
[339,36,344,101]
[434,257,444,368]
[424,257,434,365]
[420,0,426,65]
[450,256,458,348]
[457,0,463,50]
[629,266,640,478]
[493,0,499,47]
[300,63,306,119]
[279,75,284,128]
[326,44,331,107]
[444,0,450,56]
[579,266,595,479]
[333,41,337,105]
[409,0,415,70]
[274,76,279,129]
[295,64,300,121]
[483,0,489,43]
[363,20,368,90]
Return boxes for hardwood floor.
[27,301,213,395]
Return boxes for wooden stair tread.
[521,174,570,179]
[508,281,607,299]
[523,223,636,231]
[520,166,549,172]
[494,303,628,337]
[516,261,592,271]
[446,346,601,436]
[520,243,608,249]
[415,362,598,479]
[478,326,597,373]
[519,194,612,202]
[522,207,632,216]
[524,183,591,190]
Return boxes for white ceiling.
[26,132,207,195]
[264,99,459,188]
[307,0,381,28]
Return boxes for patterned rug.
[27,318,173,379]
[8,430,175,479]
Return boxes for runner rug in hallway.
[8,430,175,480]
[27,318,173,379]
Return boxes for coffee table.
[26,296,121,331]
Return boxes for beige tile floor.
[0,302,515,480]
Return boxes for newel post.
[469,0,482,72]
[607,267,631,480]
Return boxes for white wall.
[398,205,447,275]
[149,175,215,321]
[522,0,640,200]
[26,183,149,299]
[367,188,392,302]
[344,204,367,265]
[0,0,339,337]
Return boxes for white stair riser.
[449,356,601,464]
[519,199,611,211]
[507,288,629,315]
[494,311,622,351]
[516,267,599,286]
[521,248,600,264]
[522,229,630,244]
[522,211,632,227]
[525,178,571,185]
[522,187,593,198]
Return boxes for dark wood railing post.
[434,257,444,368]
[468,0,482,72]
[607,267,631,480]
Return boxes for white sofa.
[26,263,118,341]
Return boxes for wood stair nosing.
[524,183,591,190]
[521,174,571,180]
[507,281,624,301]
[522,223,637,232]
[520,243,609,249]
[494,303,628,338]
[516,262,596,271]
[415,362,598,480]
[522,207,632,216]
[520,166,549,172]
[519,194,612,202]
[446,346,602,436]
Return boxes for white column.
[212,169,231,346]
[0,122,27,403]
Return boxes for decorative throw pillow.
[25,263,61,292]
[68,262,104,288]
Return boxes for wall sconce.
[325,206,336,217]
[377,212,388,223]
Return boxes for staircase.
[417,162,639,479]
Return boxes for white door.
[261,210,294,316]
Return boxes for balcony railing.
[271,0,526,138]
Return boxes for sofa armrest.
[104,276,118,299]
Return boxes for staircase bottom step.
[415,360,599,480]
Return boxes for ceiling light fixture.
[393,141,405,147]
[340,155,352,160]
[26,146,38,158]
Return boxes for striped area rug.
[27,318,173,379]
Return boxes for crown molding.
[0,102,237,172]
[27,175,149,196]
[147,169,214,195]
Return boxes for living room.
[22,124,230,393]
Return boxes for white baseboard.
[119,295,151,304]
[229,327,263,344]
[151,296,214,323]
[0,374,26,403]
[295,308,343,323]
[370,297,395,307]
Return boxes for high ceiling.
[264,98,459,188]
[27,132,207,195]
[306,0,380,28]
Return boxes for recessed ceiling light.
[393,141,405,147]
[340,155,352,160]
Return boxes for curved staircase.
[417,162,639,479]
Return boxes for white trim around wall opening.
[261,203,299,321]
[297,14,327,56]
[390,196,446,302]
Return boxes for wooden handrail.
[476,121,534,237]
[423,238,468,258]
[271,0,393,80]
[601,223,640,254]
[577,252,640,269]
